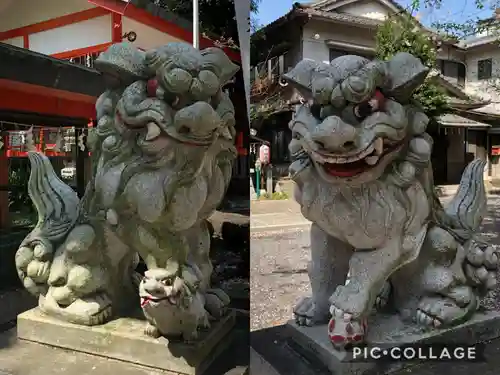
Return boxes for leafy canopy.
[155,0,260,42]
[375,13,449,117]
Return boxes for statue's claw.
[293,296,329,326]
[374,280,392,310]
[144,323,161,338]
[416,294,477,328]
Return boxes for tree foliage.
[375,14,450,117]
[156,0,260,42]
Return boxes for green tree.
[375,13,449,118]
[155,0,261,43]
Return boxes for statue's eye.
[162,278,173,286]
[353,101,374,120]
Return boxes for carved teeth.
[145,122,162,141]
[374,138,383,156]
[365,155,379,165]
[314,144,375,164]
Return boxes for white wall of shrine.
[121,17,185,50]
[30,14,112,55]
[0,0,95,32]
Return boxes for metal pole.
[192,0,199,48]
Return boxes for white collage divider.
[233,0,251,126]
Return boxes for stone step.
[1,310,249,375]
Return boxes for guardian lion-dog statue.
[283,52,499,348]
[15,42,239,341]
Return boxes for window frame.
[477,58,493,80]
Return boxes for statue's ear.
[282,59,323,101]
[385,52,429,102]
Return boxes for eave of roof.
[438,113,490,128]
[0,42,105,97]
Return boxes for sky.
[254,0,497,29]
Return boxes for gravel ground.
[251,195,500,331]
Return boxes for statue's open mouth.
[319,138,403,178]
[140,293,179,307]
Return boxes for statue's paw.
[204,288,230,319]
[293,296,329,326]
[200,311,211,330]
[16,244,53,295]
[416,294,477,328]
[328,307,367,349]
[329,284,369,318]
[374,281,392,311]
[183,328,199,344]
[144,323,161,338]
[40,291,113,326]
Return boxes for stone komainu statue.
[15,42,239,338]
[284,52,499,348]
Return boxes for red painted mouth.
[321,141,403,178]
[323,160,369,177]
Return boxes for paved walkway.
[250,200,310,232]
[250,184,470,233]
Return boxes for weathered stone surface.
[282,51,500,353]
[286,310,500,375]
[18,308,236,375]
[14,41,241,350]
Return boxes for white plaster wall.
[29,14,112,55]
[336,0,389,20]
[438,44,466,63]
[0,0,95,32]
[302,20,376,63]
[122,17,184,51]
[302,17,465,66]
[2,36,23,47]
[464,47,500,113]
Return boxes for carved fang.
[374,138,383,156]
[365,155,379,165]
[145,122,162,141]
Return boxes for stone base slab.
[17,308,236,375]
[286,311,500,375]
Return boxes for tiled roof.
[438,113,490,128]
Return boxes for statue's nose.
[311,116,357,152]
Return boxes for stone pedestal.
[286,311,500,375]
[17,308,236,375]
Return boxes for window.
[329,48,347,61]
[438,59,466,87]
[477,58,492,80]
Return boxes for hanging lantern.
[78,129,86,151]
[54,128,63,152]
[25,126,36,151]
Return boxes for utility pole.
[193,0,199,48]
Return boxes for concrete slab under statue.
[286,311,500,375]
[278,53,500,373]
[17,308,236,375]
[13,42,241,375]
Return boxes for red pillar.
[0,133,10,229]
